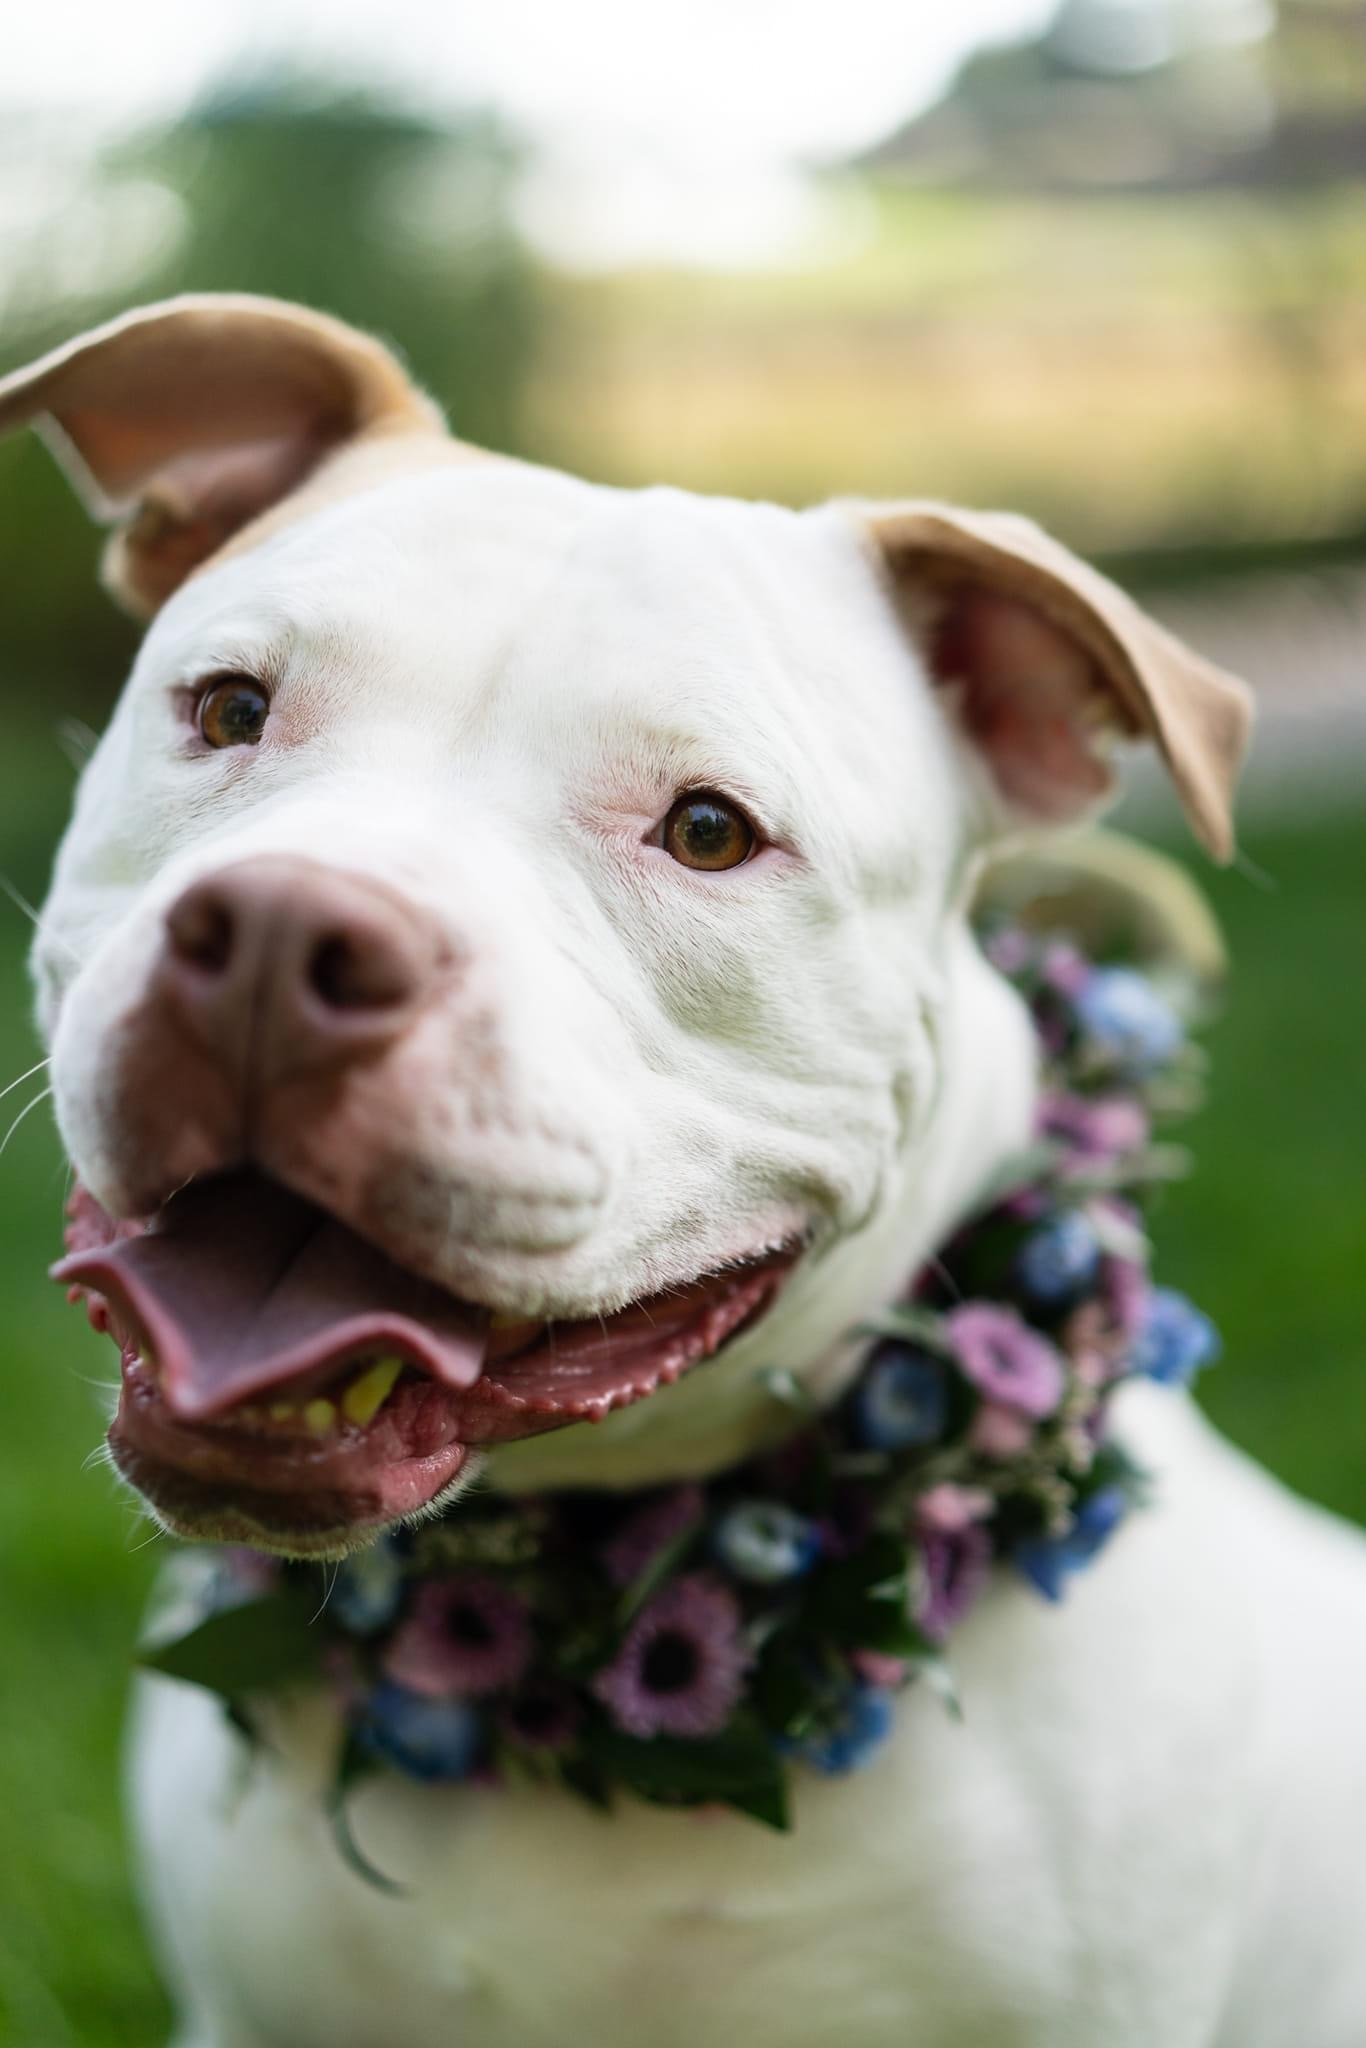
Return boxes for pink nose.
[160,857,445,1085]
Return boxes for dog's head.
[0,296,1249,1555]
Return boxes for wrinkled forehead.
[143,462,949,839]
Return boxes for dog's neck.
[486,921,1037,1495]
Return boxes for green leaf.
[910,1651,963,1720]
[589,1719,789,1831]
[137,1592,325,1698]
[327,1737,407,1896]
[615,1514,704,1630]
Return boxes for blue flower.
[713,1500,822,1585]
[1074,968,1182,1074]
[1014,1210,1102,1311]
[354,1682,483,1781]
[1013,1486,1128,1603]
[331,1536,405,1635]
[798,1687,896,1775]
[1132,1288,1220,1386]
[849,1342,949,1451]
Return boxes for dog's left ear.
[866,502,1252,861]
[0,294,446,619]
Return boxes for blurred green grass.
[0,709,1360,2045]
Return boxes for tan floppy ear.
[866,502,1252,862]
[0,293,446,618]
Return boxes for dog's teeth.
[303,1398,339,1436]
[341,1357,403,1428]
[268,1401,298,1422]
[489,1311,524,1330]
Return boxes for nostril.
[166,890,234,974]
[308,930,413,1012]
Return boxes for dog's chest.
[131,1471,1264,2048]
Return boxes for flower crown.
[142,921,1218,1867]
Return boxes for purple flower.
[1102,1255,1151,1345]
[849,1342,950,1451]
[384,1573,533,1699]
[600,1485,705,1589]
[1133,1289,1220,1386]
[498,1681,582,1755]
[1013,1487,1128,1602]
[593,1575,750,1739]
[713,1500,822,1584]
[354,1682,483,1782]
[948,1303,1065,1419]
[797,1686,895,1775]
[1039,1091,1150,1164]
[917,1524,992,1641]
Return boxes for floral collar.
[141,919,1219,1851]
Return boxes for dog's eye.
[197,676,270,749]
[662,793,756,871]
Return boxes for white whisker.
[0,1055,49,1107]
[0,1086,53,1162]
[0,874,80,963]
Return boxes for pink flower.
[593,1575,750,1739]
[850,1650,909,1688]
[1039,1091,1149,1166]
[1040,941,1092,997]
[384,1573,533,1699]
[949,1304,1065,1419]
[915,1483,994,1534]
[968,1402,1037,1459]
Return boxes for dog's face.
[0,298,1248,1555]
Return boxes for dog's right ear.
[0,294,446,619]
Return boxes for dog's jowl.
[3,297,1364,2048]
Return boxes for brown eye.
[662,792,756,872]
[197,676,270,749]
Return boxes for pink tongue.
[53,1172,490,1421]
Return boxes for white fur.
[38,459,1366,2044]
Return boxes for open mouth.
[54,1171,797,1556]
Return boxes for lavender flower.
[1039,1091,1149,1165]
[593,1576,750,1739]
[384,1572,533,1699]
[917,1524,992,1642]
[948,1303,1065,1419]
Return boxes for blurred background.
[0,0,1362,2038]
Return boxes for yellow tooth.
[489,1311,524,1331]
[341,1357,404,1429]
[268,1401,298,1422]
[303,1398,338,1436]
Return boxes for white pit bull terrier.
[3,297,1364,2048]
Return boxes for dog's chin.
[57,1168,802,1559]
